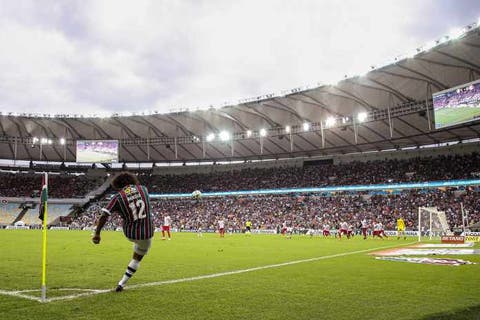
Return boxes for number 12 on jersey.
[129,199,146,221]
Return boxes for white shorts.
[129,238,152,256]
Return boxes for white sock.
[118,259,140,287]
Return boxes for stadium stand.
[68,187,479,232]
[0,173,104,198]
[141,153,480,193]
[0,203,23,225]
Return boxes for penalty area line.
[0,241,416,303]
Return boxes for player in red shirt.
[92,172,154,292]
[361,218,369,240]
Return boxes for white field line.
[0,241,416,303]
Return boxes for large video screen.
[433,79,480,129]
[76,140,119,163]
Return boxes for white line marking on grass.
[0,289,42,302]
[0,241,416,303]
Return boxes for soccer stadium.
[1,2,480,320]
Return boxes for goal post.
[417,207,451,241]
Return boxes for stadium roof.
[1,22,480,163]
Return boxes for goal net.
[417,207,451,241]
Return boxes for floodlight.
[40,138,48,144]
[206,133,215,142]
[303,122,310,131]
[219,131,230,141]
[325,117,336,128]
[357,112,368,123]
[423,40,437,51]
[448,28,463,40]
[60,138,66,145]
[33,137,39,144]
[342,117,349,124]
[259,128,267,137]
[285,125,291,133]
[246,130,252,137]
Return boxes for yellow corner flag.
[39,172,48,302]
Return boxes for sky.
[0,0,479,116]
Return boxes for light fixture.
[33,137,39,144]
[303,122,310,131]
[448,27,463,40]
[246,130,252,137]
[47,139,53,145]
[219,131,230,141]
[206,133,215,142]
[285,125,291,133]
[40,138,48,145]
[259,128,267,137]
[325,117,336,128]
[342,117,349,124]
[60,138,66,145]
[357,112,368,123]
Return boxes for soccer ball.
[192,190,202,199]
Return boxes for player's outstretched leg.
[117,254,143,291]
[116,241,150,291]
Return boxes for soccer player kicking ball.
[92,172,154,292]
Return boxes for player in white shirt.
[286,226,293,239]
[372,222,383,239]
[322,223,330,237]
[361,219,369,240]
[378,222,388,238]
[306,228,315,237]
[338,221,349,239]
[218,218,226,238]
[162,215,172,240]
[347,224,354,238]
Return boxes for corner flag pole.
[41,172,48,302]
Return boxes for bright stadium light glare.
[33,137,39,144]
[246,130,252,137]
[342,117,349,124]
[423,40,437,51]
[303,122,310,131]
[448,27,463,40]
[206,133,215,142]
[219,130,230,141]
[357,112,368,123]
[40,138,48,144]
[285,125,291,133]
[59,138,66,145]
[259,128,267,137]
[47,139,53,145]
[325,117,336,128]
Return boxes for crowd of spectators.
[70,188,480,233]
[0,172,104,198]
[142,153,480,193]
[3,152,480,232]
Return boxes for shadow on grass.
[421,304,480,320]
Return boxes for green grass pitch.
[434,106,480,129]
[0,230,479,320]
